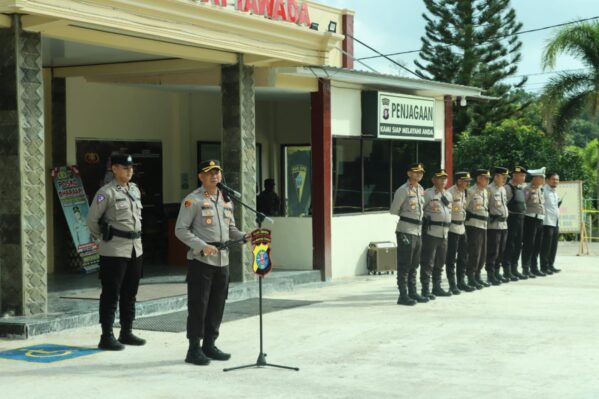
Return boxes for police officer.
[503,166,528,281]
[465,169,491,290]
[390,163,427,306]
[486,167,510,285]
[87,152,145,351]
[446,172,474,293]
[541,172,562,274]
[521,167,547,278]
[420,169,453,299]
[175,160,247,366]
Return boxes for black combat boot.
[421,280,436,300]
[467,274,483,290]
[397,282,417,306]
[185,337,210,366]
[512,264,526,280]
[523,265,535,279]
[541,266,554,275]
[487,269,501,286]
[98,326,125,351]
[457,272,475,292]
[408,283,429,303]
[432,279,452,297]
[447,273,461,295]
[202,340,231,361]
[503,265,516,282]
[496,268,509,283]
[531,265,546,277]
[549,265,561,273]
[118,326,146,346]
[476,273,491,287]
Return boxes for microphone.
[216,182,242,199]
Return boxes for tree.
[542,21,599,201]
[454,119,586,189]
[541,22,599,142]
[414,0,527,137]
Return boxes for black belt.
[400,216,422,225]
[207,241,225,249]
[451,220,464,225]
[490,215,508,222]
[466,211,488,222]
[429,220,451,227]
[111,228,142,239]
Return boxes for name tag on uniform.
[115,201,128,210]
[201,209,213,216]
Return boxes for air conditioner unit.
[367,241,396,275]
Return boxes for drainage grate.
[120,298,319,333]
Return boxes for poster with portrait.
[555,180,583,234]
[52,166,99,273]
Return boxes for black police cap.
[199,159,222,173]
[512,165,528,174]
[407,162,425,173]
[492,167,509,176]
[111,152,133,166]
[473,168,491,178]
[455,171,472,180]
[433,169,448,178]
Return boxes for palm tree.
[541,22,599,143]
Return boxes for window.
[363,140,391,211]
[333,138,362,214]
[332,137,442,215]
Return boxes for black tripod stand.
[221,186,299,373]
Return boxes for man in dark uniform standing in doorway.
[176,160,247,366]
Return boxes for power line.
[357,15,599,62]
[347,34,421,78]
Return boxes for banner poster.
[52,166,99,273]
[555,180,583,234]
[285,146,312,217]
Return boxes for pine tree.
[414,0,527,137]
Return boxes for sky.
[317,0,597,93]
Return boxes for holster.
[101,222,113,241]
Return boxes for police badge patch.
[96,194,105,203]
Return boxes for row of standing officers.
[391,163,562,306]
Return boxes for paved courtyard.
[1,246,598,399]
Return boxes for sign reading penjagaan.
[361,91,436,140]
[194,0,312,27]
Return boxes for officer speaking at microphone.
[87,152,146,351]
[175,160,248,366]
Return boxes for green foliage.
[415,0,527,136]
[541,22,599,142]
[454,118,589,193]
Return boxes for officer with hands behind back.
[87,152,146,351]
[175,160,248,366]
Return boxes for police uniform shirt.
[447,185,467,235]
[390,182,425,236]
[524,184,545,219]
[543,184,560,227]
[175,187,245,267]
[487,182,508,230]
[87,179,143,258]
[423,187,453,239]
[464,185,489,229]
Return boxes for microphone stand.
[221,186,299,373]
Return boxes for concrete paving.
[1,250,598,399]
